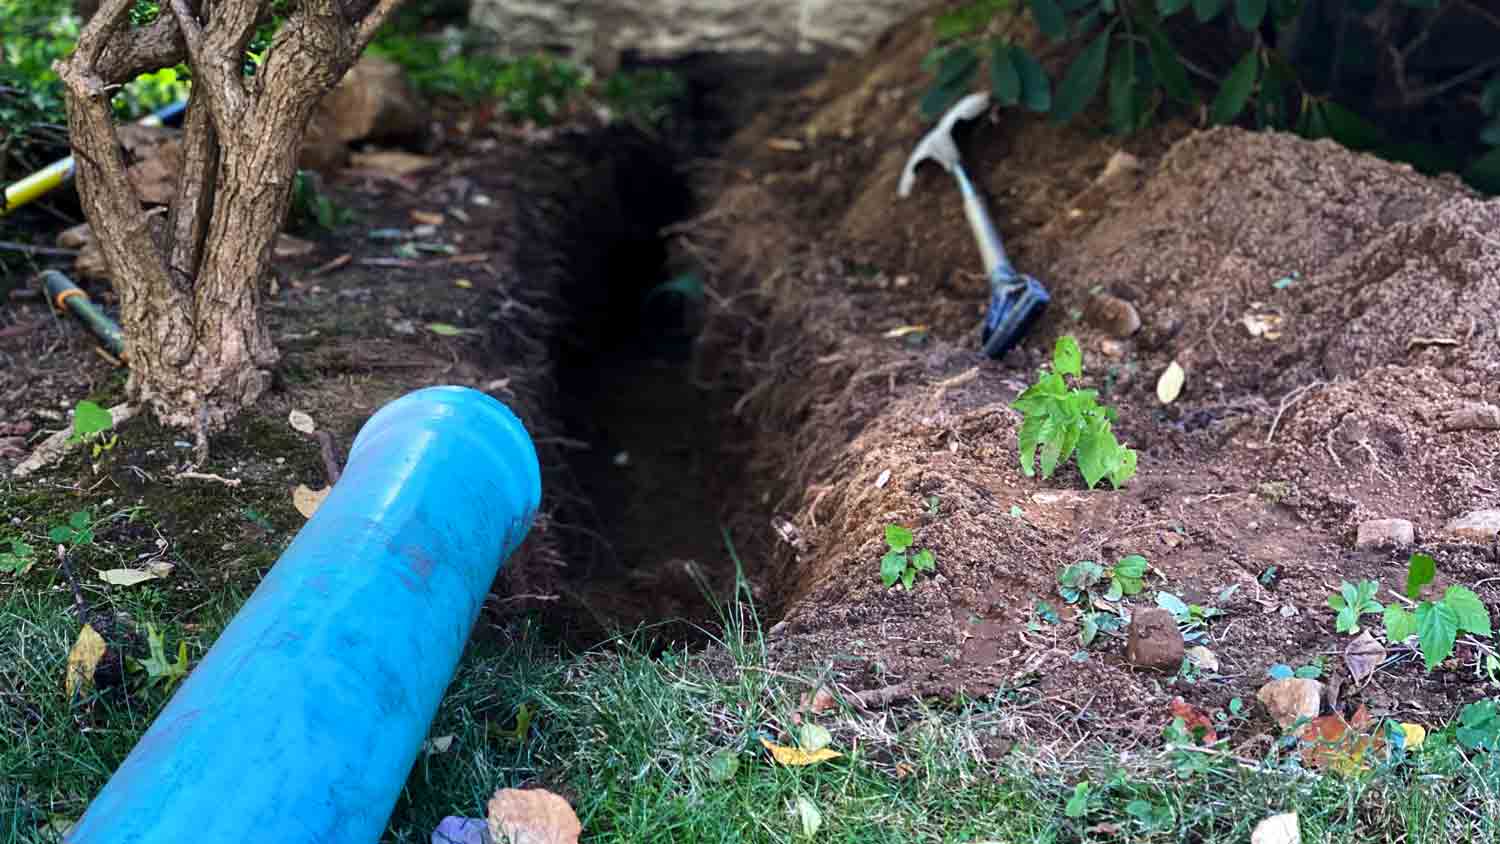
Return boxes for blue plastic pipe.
[66,386,542,844]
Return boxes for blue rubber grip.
[66,386,542,844]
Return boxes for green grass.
[4,505,1500,842]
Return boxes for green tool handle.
[952,162,1011,281]
[40,270,127,361]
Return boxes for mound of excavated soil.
[695,6,1500,743]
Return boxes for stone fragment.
[1355,518,1414,549]
[1257,678,1323,729]
[1442,403,1500,432]
[1447,510,1500,542]
[1085,293,1142,338]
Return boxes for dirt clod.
[1355,519,1414,549]
[1441,403,1500,432]
[1257,678,1323,729]
[1084,293,1141,338]
[1126,608,1184,671]
[1446,510,1500,542]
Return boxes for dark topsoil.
[3,3,1498,756]
[687,7,1500,745]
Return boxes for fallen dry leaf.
[882,324,928,339]
[1297,705,1383,775]
[349,149,438,176]
[1156,361,1185,404]
[486,789,581,844]
[423,734,455,754]
[795,795,822,838]
[1344,630,1386,685]
[1169,696,1218,745]
[97,562,172,587]
[274,234,316,258]
[1241,311,1284,340]
[410,209,445,226]
[1400,722,1426,750]
[66,624,106,698]
[893,761,916,780]
[761,737,842,766]
[288,409,317,434]
[293,484,331,519]
[1251,813,1300,844]
[1257,678,1323,729]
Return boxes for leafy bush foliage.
[1012,335,1137,489]
[921,0,1500,192]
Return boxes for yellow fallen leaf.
[487,788,581,844]
[1156,361,1185,404]
[288,409,317,434]
[761,736,843,766]
[1400,723,1426,750]
[293,484,331,519]
[65,624,106,698]
[97,567,169,586]
[454,278,473,289]
[882,325,928,339]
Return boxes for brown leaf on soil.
[800,685,836,714]
[486,788,581,844]
[1344,631,1386,685]
[1168,696,1218,745]
[293,484,331,519]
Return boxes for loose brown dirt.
[688,6,1500,745]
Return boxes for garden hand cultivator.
[898,92,1049,360]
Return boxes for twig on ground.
[0,241,80,257]
[1266,381,1324,444]
[173,470,241,488]
[10,403,137,479]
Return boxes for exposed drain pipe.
[65,386,542,844]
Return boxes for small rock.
[1125,608,1185,671]
[1251,813,1300,844]
[1355,518,1414,549]
[1257,678,1323,729]
[1095,150,1144,186]
[1085,293,1142,338]
[1441,403,1500,432]
[1446,509,1500,542]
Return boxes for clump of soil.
[691,4,1500,743]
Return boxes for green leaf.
[1156,592,1190,619]
[901,565,916,590]
[707,750,740,782]
[1145,26,1193,104]
[1104,580,1123,602]
[885,524,914,552]
[1210,49,1259,125]
[426,322,465,337]
[1415,601,1459,670]
[1385,606,1416,643]
[1112,554,1147,595]
[1320,101,1385,151]
[796,795,822,839]
[1081,612,1100,646]
[1052,334,1082,377]
[1456,699,1500,751]
[1108,447,1137,488]
[1017,413,1045,477]
[1406,553,1436,600]
[1157,0,1191,13]
[880,551,907,588]
[72,400,112,439]
[139,624,190,692]
[1107,44,1138,135]
[1051,27,1113,123]
[48,526,70,544]
[1059,560,1105,592]
[1294,660,1322,679]
[1267,664,1293,680]
[1029,0,1067,40]
[1444,586,1492,636]
[1234,0,1267,30]
[934,44,980,87]
[1011,46,1053,112]
[1192,0,1226,21]
[1327,592,1348,611]
[912,548,936,572]
[69,511,90,530]
[1076,425,1116,489]
[1064,781,1090,818]
[990,42,1021,106]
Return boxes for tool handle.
[952,163,1009,277]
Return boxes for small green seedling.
[68,400,117,458]
[1457,699,1500,751]
[1156,591,1222,642]
[1385,553,1492,670]
[132,624,190,693]
[1124,799,1173,833]
[0,539,37,575]
[879,524,936,590]
[48,510,95,547]
[1328,580,1384,634]
[1269,658,1324,680]
[1012,336,1137,489]
[1056,554,1148,645]
[1063,781,1091,819]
